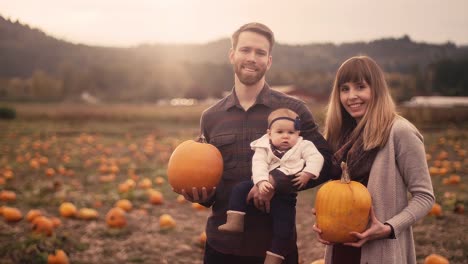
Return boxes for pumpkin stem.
[197,135,207,143]
[340,162,351,184]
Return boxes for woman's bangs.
[337,60,370,87]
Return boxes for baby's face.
[268,119,300,151]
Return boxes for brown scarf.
[333,126,379,186]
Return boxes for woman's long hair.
[324,56,396,152]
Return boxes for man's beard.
[233,63,266,86]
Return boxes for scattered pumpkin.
[77,208,99,220]
[59,202,77,218]
[423,253,449,264]
[105,207,127,228]
[118,182,131,193]
[2,206,23,222]
[139,178,153,189]
[199,231,207,247]
[26,209,43,222]
[192,203,207,211]
[0,190,16,202]
[47,249,69,264]
[155,176,166,185]
[31,216,54,236]
[50,217,62,228]
[45,168,56,177]
[454,203,464,214]
[115,199,133,212]
[167,140,223,193]
[315,162,371,243]
[148,190,164,205]
[3,170,13,179]
[428,203,443,217]
[447,174,461,184]
[99,174,116,183]
[159,214,176,229]
[176,195,186,203]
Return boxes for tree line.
[1,15,467,103]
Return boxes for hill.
[1,15,467,102]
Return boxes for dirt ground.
[2,187,465,264]
[0,117,466,264]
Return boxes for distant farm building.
[271,85,318,103]
[402,96,468,107]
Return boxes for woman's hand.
[344,206,392,247]
[312,208,334,245]
[179,187,216,203]
[247,184,274,213]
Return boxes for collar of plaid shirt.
[221,83,273,111]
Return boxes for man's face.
[229,31,272,86]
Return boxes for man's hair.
[231,22,275,53]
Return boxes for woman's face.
[339,80,372,121]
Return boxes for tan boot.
[264,251,284,264]
[218,210,245,233]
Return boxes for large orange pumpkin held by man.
[315,162,372,243]
[167,138,223,194]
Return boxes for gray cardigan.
[324,117,435,264]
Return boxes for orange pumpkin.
[0,190,16,202]
[428,203,443,217]
[115,199,133,212]
[138,178,153,189]
[315,162,371,243]
[26,209,43,222]
[47,249,69,264]
[192,203,207,211]
[148,190,164,205]
[159,214,176,229]
[199,231,207,247]
[105,207,127,228]
[50,217,62,228]
[59,202,77,218]
[31,216,54,236]
[77,208,99,220]
[2,207,23,222]
[423,253,449,264]
[155,176,166,185]
[176,195,186,203]
[167,140,223,193]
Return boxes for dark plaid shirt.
[199,83,333,257]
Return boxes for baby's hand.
[292,171,314,190]
[258,181,274,194]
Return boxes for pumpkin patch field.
[0,104,466,264]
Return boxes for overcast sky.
[1,0,467,47]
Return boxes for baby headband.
[268,116,301,131]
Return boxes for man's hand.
[246,184,274,213]
[292,171,314,190]
[179,187,216,203]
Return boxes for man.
[181,22,333,264]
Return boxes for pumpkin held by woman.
[167,140,223,194]
[315,162,372,243]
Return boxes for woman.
[313,56,435,264]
